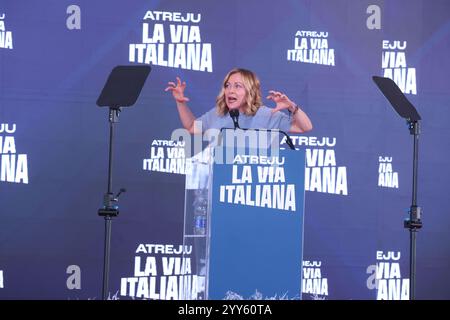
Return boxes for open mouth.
[227,97,238,104]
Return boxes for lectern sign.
[208,147,306,299]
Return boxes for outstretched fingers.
[176,77,187,89]
[164,81,176,91]
[165,77,187,91]
[267,90,290,113]
[267,90,285,100]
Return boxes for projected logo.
[283,136,348,196]
[143,139,192,175]
[302,260,329,299]
[129,11,213,72]
[378,156,399,189]
[382,40,417,95]
[144,125,283,177]
[287,30,335,66]
[0,123,29,184]
[0,13,13,49]
[366,250,409,300]
[120,243,205,300]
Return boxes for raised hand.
[266,90,294,113]
[165,77,190,103]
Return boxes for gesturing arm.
[267,90,313,133]
[165,77,197,134]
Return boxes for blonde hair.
[215,68,262,116]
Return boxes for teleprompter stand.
[373,76,422,300]
[96,65,151,300]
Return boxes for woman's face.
[224,73,247,112]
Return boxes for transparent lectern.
[182,129,306,300]
[181,145,213,300]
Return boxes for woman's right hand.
[165,77,190,103]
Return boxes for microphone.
[229,109,240,129]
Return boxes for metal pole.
[100,108,119,300]
[407,121,422,300]
[102,216,112,300]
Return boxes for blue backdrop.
[0,0,449,300]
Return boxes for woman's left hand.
[266,90,295,113]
